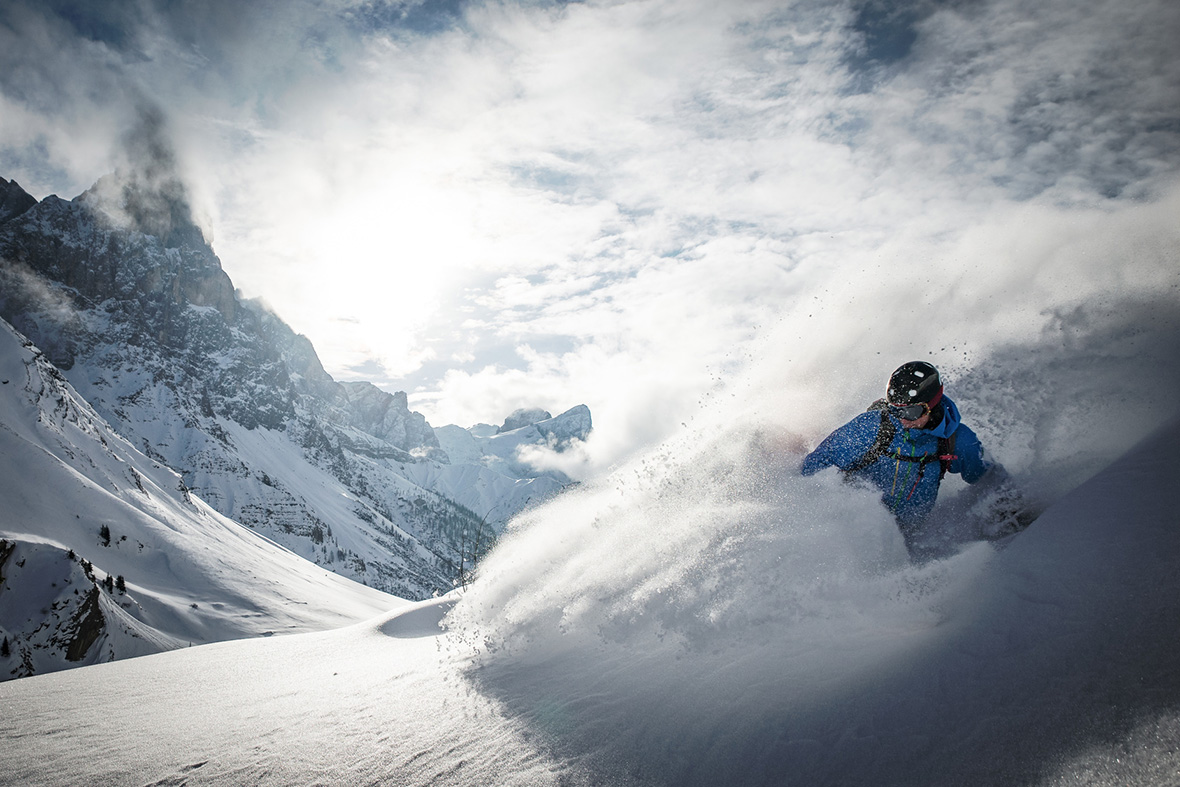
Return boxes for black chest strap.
[843,408,895,474]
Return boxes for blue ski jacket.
[800,395,991,529]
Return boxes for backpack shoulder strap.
[937,430,958,480]
[844,405,895,474]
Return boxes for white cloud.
[2,0,1178,473]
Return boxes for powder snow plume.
[444,186,1180,784]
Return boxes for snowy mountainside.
[0,174,588,600]
[0,317,398,681]
[425,405,592,526]
[0,540,189,678]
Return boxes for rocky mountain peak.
[0,172,237,358]
[0,178,37,225]
[498,407,553,433]
[337,380,442,457]
[537,404,592,448]
[79,170,206,250]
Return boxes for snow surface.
[2,367,1179,784]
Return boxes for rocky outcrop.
[64,588,105,663]
[338,381,444,458]
[498,407,553,433]
[0,178,37,225]
[0,540,121,679]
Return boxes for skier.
[800,361,1026,558]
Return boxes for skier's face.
[899,411,931,429]
[889,400,933,429]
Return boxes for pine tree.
[1,637,10,658]
[115,575,126,593]
[99,524,111,547]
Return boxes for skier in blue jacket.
[801,361,997,557]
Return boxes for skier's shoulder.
[850,406,888,427]
[836,403,899,459]
[843,407,892,443]
[801,405,889,474]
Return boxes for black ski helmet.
[887,361,943,407]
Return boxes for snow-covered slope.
[0,317,399,680]
[0,174,587,600]
[1,413,1178,785]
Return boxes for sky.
[1,0,1178,473]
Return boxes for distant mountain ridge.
[0,173,590,603]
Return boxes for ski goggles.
[888,401,931,421]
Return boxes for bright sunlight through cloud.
[1,0,1178,475]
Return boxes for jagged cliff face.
[0,174,481,598]
[0,175,239,373]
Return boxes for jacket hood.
[926,394,962,438]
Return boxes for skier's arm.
[800,443,832,476]
[948,424,991,483]
[801,413,880,476]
